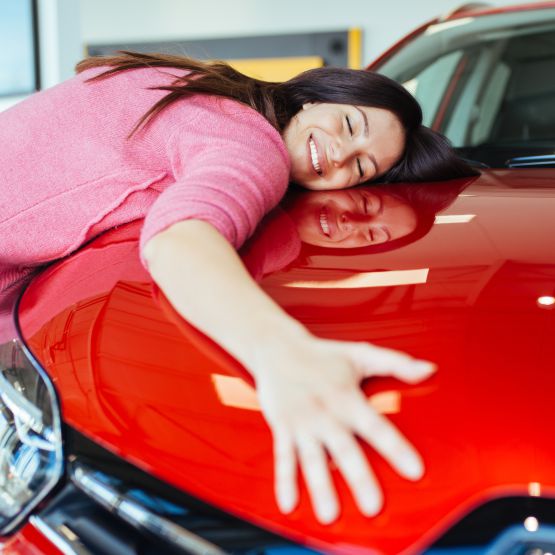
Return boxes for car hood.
[16,169,555,554]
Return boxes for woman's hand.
[253,335,436,524]
[144,220,435,524]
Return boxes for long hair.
[76,51,478,183]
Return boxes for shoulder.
[77,64,187,85]
[175,95,290,169]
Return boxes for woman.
[0,52,476,524]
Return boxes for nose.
[329,139,356,167]
[339,210,372,233]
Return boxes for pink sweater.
[0,67,290,289]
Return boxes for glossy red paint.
[2,522,62,555]
[15,170,555,553]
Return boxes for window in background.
[0,0,39,96]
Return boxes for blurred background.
[0,0,543,112]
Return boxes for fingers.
[264,338,432,525]
[274,426,340,524]
[346,391,424,480]
[274,428,298,514]
[324,424,383,517]
[346,342,436,383]
[297,435,339,524]
[275,418,388,523]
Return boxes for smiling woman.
[283,104,406,190]
[1,50,477,526]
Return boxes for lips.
[309,135,322,176]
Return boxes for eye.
[357,159,364,180]
[362,195,368,214]
[346,116,353,135]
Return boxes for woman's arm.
[143,219,435,524]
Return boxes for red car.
[2,3,555,554]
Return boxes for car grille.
[29,427,318,554]
[424,496,555,554]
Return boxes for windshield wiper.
[506,154,555,168]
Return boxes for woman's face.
[288,188,417,248]
[282,102,406,191]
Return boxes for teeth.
[320,209,330,236]
[309,137,322,174]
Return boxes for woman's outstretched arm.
[143,219,435,524]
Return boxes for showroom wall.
[0,0,545,112]
[80,0,539,65]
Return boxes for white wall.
[38,0,82,89]
[0,0,544,113]
[79,0,542,66]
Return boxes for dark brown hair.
[76,51,478,183]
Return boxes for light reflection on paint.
[212,374,259,411]
[212,374,401,415]
[537,296,555,308]
[528,482,541,497]
[435,214,475,224]
[424,17,474,35]
[284,269,429,289]
[369,391,401,414]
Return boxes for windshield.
[375,8,555,167]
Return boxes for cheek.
[389,207,418,239]
[295,216,326,245]
[327,170,356,191]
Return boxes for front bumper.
[1,427,317,555]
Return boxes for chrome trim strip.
[71,464,226,555]
[29,515,91,555]
[506,154,555,168]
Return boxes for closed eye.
[357,159,364,179]
[346,116,353,135]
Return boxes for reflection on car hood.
[15,169,555,554]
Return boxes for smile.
[319,207,330,237]
[309,136,322,175]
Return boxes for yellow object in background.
[226,56,323,82]
[348,28,362,69]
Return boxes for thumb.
[345,342,437,383]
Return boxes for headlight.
[0,338,63,534]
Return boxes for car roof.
[369,1,555,70]
[442,1,555,21]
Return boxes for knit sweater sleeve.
[139,98,290,263]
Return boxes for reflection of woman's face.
[288,188,418,248]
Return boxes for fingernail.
[278,490,296,513]
[318,501,338,524]
[400,452,424,480]
[360,493,382,516]
[415,360,436,373]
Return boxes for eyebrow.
[354,106,379,176]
